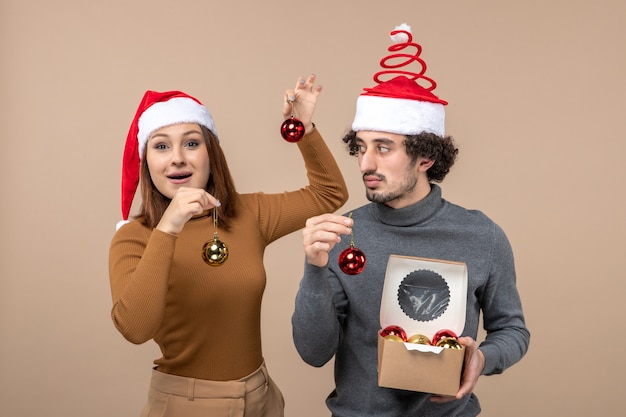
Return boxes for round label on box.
[397,269,450,322]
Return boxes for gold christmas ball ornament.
[383,334,406,342]
[435,337,463,350]
[407,334,431,345]
[202,233,229,266]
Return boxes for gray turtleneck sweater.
[292,184,530,417]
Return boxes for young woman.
[109,75,348,417]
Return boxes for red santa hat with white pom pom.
[116,90,217,230]
[352,23,448,136]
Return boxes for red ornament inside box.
[377,255,468,396]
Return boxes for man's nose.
[359,150,376,173]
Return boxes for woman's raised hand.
[283,74,322,134]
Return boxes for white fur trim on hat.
[137,97,216,158]
[115,219,130,231]
[352,95,445,136]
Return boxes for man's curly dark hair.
[341,130,459,182]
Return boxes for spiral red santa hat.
[352,23,448,136]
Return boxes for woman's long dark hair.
[136,126,237,229]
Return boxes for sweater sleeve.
[108,225,176,344]
[291,263,347,367]
[251,126,349,243]
[478,224,531,375]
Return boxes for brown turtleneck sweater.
[109,128,348,381]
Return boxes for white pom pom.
[390,23,412,43]
[116,219,130,231]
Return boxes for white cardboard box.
[377,255,468,396]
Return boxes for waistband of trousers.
[149,362,269,400]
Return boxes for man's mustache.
[362,171,385,180]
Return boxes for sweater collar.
[370,183,444,227]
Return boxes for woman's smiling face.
[145,123,210,199]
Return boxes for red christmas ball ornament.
[338,245,366,275]
[338,212,366,275]
[431,329,458,346]
[280,116,305,142]
[379,325,408,342]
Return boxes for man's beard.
[364,170,418,204]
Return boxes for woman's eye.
[154,143,167,150]
[186,140,200,148]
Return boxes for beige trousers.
[140,363,285,417]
